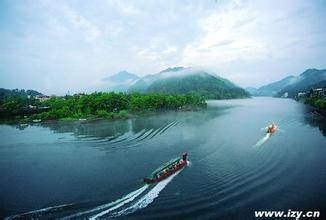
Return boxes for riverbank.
[301,97,326,116]
[0,104,206,125]
[0,92,207,123]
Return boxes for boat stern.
[144,177,154,184]
[182,152,188,161]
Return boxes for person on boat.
[267,122,276,133]
[182,152,188,161]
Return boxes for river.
[1,97,326,219]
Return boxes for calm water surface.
[1,97,326,219]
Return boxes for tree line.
[0,92,207,121]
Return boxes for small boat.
[267,123,277,134]
[144,153,188,184]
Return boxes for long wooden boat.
[144,153,188,184]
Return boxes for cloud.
[1,0,326,93]
[61,4,101,41]
[180,0,326,86]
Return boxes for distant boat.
[267,123,277,134]
[79,118,87,121]
[144,153,188,184]
[32,119,41,123]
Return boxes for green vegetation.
[304,97,326,110]
[0,91,206,122]
[0,95,41,119]
[128,68,250,99]
[146,73,250,99]
[0,88,44,120]
[296,88,326,113]
[0,88,42,98]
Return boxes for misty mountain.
[252,76,296,96]
[102,71,139,92]
[249,68,326,98]
[130,67,249,99]
[129,67,186,92]
[103,71,139,83]
[245,87,258,95]
[276,68,326,97]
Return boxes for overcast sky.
[1,0,326,94]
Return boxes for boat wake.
[5,160,185,219]
[4,203,74,220]
[254,133,271,147]
[63,185,149,219]
[110,169,182,218]
[12,168,184,219]
[89,169,182,219]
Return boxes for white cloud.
[178,0,326,86]
[116,1,142,16]
[182,2,290,65]
[162,46,177,54]
[60,4,102,41]
[1,0,326,93]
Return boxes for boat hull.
[144,160,187,184]
[267,126,277,134]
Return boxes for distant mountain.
[129,67,186,92]
[245,87,258,95]
[130,67,249,99]
[0,88,43,98]
[253,76,296,96]
[276,68,326,97]
[103,71,139,83]
[102,71,140,92]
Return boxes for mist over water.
[1,97,326,219]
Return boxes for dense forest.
[0,89,43,118]
[0,91,206,121]
[304,97,326,110]
[0,88,42,98]
[145,73,250,99]
[295,88,326,113]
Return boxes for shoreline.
[0,106,206,125]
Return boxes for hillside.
[130,67,249,99]
[103,71,139,83]
[101,71,139,92]
[129,67,185,92]
[250,76,296,96]
[245,87,258,95]
[276,69,326,97]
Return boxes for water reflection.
[11,107,227,142]
[7,102,326,138]
[303,106,326,136]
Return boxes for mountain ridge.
[277,69,326,97]
[247,68,326,97]
[129,67,249,99]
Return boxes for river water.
[1,97,326,219]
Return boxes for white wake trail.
[254,133,271,147]
[5,203,73,220]
[63,185,148,219]
[112,169,183,218]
